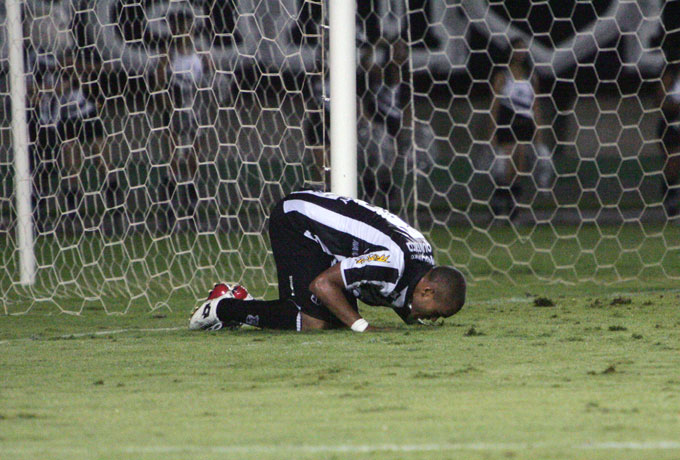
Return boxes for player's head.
[410,266,466,321]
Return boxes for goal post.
[7,0,35,286]
[328,0,357,198]
[2,0,680,315]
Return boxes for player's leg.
[204,199,356,331]
[189,280,305,331]
[57,119,83,216]
[213,297,303,330]
[270,198,359,329]
[209,200,307,330]
[191,200,324,331]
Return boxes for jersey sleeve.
[339,250,402,297]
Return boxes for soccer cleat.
[189,297,226,331]
[232,285,251,300]
[206,283,253,301]
[189,283,254,330]
[207,282,232,300]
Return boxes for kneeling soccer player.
[190,190,466,332]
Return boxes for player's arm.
[311,250,399,331]
[309,264,365,329]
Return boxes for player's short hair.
[426,266,466,316]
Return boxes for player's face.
[410,296,449,321]
[409,275,459,321]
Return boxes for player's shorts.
[496,105,535,143]
[268,198,358,325]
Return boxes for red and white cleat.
[231,285,251,300]
[189,283,253,330]
[206,283,232,300]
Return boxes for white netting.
[356,0,680,285]
[1,0,680,314]
[1,0,326,313]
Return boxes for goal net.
[1,0,679,315]
[397,0,680,286]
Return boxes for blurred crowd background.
[1,0,679,234]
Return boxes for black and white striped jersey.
[281,190,435,315]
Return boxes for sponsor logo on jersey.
[411,253,435,264]
[406,241,432,253]
[355,253,390,265]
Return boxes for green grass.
[2,282,679,460]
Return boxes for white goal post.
[328,0,357,198]
[1,0,679,315]
[7,0,35,286]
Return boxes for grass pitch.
[2,282,679,460]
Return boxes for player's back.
[281,190,428,260]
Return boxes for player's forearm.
[309,276,362,328]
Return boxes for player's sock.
[216,298,301,331]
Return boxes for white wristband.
[350,318,369,332]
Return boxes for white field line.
[0,326,184,345]
[57,326,184,338]
[2,441,680,455]
[126,441,680,452]
[579,441,680,450]
[130,441,680,452]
